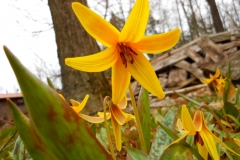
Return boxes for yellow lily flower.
[167,105,240,160]
[98,98,135,151]
[59,94,111,123]
[65,0,181,104]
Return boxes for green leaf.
[160,143,193,160]
[137,87,150,153]
[7,99,57,160]
[3,46,112,160]
[13,136,33,160]
[149,107,177,160]
[127,147,150,160]
[47,77,55,90]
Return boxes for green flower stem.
[103,96,116,160]
[201,105,240,155]
[128,84,147,153]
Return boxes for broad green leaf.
[7,99,56,160]
[3,46,112,160]
[13,136,33,160]
[127,147,150,160]
[160,143,193,160]
[149,107,177,160]
[137,87,150,153]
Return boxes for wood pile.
[130,29,240,108]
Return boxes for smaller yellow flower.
[98,97,135,151]
[59,94,111,123]
[201,68,221,86]
[166,105,240,160]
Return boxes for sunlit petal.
[79,113,111,123]
[118,0,149,43]
[110,104,126,125]
[197,143,208,160]
[65,47,117,72]
[70,95,89,113]
[111,117,122,151]
[72,2,120,47]
[119,95,127,109]
[201,112,240,157]
[130,28,181,53]
[112,57,131,104]
[181,105,196,132]
[127,51,165,99]
[199,129,220,160]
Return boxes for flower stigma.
[117,43,138,68]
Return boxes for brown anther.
[194,132,204,146]
[117,43,138,68]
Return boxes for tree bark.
[48,0,111,114]
[206,0,224,33]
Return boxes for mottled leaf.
[127,147,150,160]
[160,143,193,160]
[137,87,150,153]
[3,46,112,160]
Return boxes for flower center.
[117,43,137,68]
[194,132,204,146]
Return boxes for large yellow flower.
[65,0,181,105]
[167,105,240,160]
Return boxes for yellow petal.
[110,103,127,125]
[164,132,190,150]
[58,94,66,101]
[177,119,187,134]
[118,0,149,43]
[197,143,209,160]
[199,129,219,160]
[181,105,196,132]
[200,78,213,84]
[214,68,220,78]
[70,95,89,113]
[201,112,240,157]
[79,113,111,123]
[123,112,135,123]
[111,117,122,151]
[118,95,127,109]
[193,111,203,132]
[65,47,117,72]
[130,28,181,53]
[233,138,240,147]
[127,51,165,99]
[97,112,111,117]
[112,57,131,104]
[72,2,120,47]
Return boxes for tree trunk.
[48,0,111,114]
[206,0,224,33]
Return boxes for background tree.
[48,0,111,113]
[206,0,224,33]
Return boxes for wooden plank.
[198,36,224,62]
[175,60,204,80]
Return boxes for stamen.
[194,132,204,146]
[117,43,138,68]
